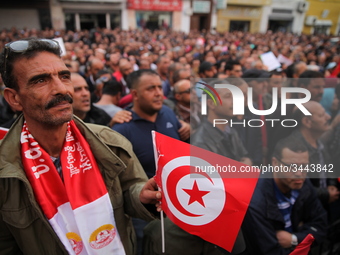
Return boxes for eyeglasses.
[177,88,193,94]
[3,39,60,78]
[276,158,292,168]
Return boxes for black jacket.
[242,178,327,255]
[191,120,248,162]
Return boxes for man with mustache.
[0,38,161,255]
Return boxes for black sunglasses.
[3,39,60,77]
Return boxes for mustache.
[45,94,73,110]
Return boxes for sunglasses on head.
[3,39,60,77]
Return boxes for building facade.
[303,0,340,35]
[215,0,271,33]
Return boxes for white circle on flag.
[162,156,226,226]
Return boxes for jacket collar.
[0,115,125,180]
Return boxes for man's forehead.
[71,75,87,87]
[281,148,309,162]
[14,52,66,75]
[309,78,325,86]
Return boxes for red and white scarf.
[21,120,125,255]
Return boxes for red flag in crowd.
[289,234,315,255]
[0,127,8,139]
[152,131,259,252]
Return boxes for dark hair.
[298,70,324,87]
[173,68,190,84]
[126,69,159,89]
[0,39,61,90]
[273,137,308,161]
[102,79,122,96]
[156,54,169,65]
[224,60,241,72]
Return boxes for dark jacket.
[242,178,327,255]
[0,115,154,255]
[232,109,262,166]
[286,129,337,207]
[191,120,248,161]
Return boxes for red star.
[183,180,210,207]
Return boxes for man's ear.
[207,98,216,110]
[174,93,180,101]
[131,89,138,101]
[301,116,311,128]
[272,157,279,167]
[3,88,23,112]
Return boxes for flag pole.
[161,210,165,253]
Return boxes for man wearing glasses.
[0,38,161,255]
[242,138,327,254]
[173,79,201,132]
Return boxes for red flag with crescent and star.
[152,131,259,252]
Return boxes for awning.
[268,14,294,21]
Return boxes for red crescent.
[165,165,214,217]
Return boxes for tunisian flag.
[152,131,259,252]
[289,234,315,255]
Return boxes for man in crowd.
[242,69,269,163]
[242,138,327,255]
[71,72,112,126]
[225,60,243,78]
[0,38,161,254]
[173,79,201,131]
[85,57,104,94]
[298,70,325,102]
[195,61,217,100]
[286,101,339,208]
[156,55,171,97]
[113,69,187,254]
[112,58,134,96]
[94,79,123,117]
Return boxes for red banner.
[127,0,182,11]
[0,127,8,140]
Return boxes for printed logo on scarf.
[66,232,83,255]
[89,224,116,249]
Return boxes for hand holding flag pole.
[152,131,259,253]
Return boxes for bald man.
[85,57,104,94]
[173,79,201,130]
[286,101,339,207]
[113,58,133,96]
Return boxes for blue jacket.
[242,178,327,255]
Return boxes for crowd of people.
[0,26,340,255]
